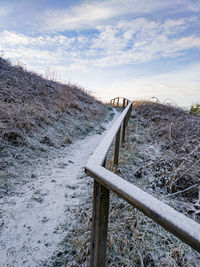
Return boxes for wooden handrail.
[85,97,200,267]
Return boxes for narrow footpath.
[0,111,119,267]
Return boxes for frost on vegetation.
[115,101,200,223]
[44,101,200,266]
[0,56,109,196]
[106,195,200,267]
[190,103,200,116]
[97,100,200,265]
[48,186,200,267]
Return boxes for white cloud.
[0,30,74,48]
[1,46,61,65]
[40,3,115,32]
[89,63,200,107]
[186,0,200,11]
[87,17,200,67]
[39,0,173,32]
[0,7,9,17]
[173,35,200,50]
[0,31,199,107]
[1,11,200,72]
[0,0,199,107]
[1,14,200,73]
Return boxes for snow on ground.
[0,110,119,267]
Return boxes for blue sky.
[0,0,200,106]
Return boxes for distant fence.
[85,97,200,267]
[110,96,129,108]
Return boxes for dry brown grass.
[0,56,108,144]
[49,177,200,267]
[0,56,109,194]
[131,100,200,199]
[47,102,200,267]
[0,57,107,145]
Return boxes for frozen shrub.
[190,103,200,116]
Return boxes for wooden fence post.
[90,161,110,267]
[114,126,121,166]
[128,103,132,119]
[122,114,127,143]
[122,98,126,109]
[117,97,119,107]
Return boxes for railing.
[110,96,129,108]
[85,97,200,267]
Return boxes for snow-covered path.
[0,111,119,267]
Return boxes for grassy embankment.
[52,101,200,267]
[106,101,200,266]
[1,56,199,265]
[0,57,109,195]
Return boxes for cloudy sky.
[0,0,200,106]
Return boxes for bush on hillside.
[190,103,200,116]
[121,100,200,202]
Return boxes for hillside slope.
[120,101,200,209]
[0,111,119,267]
[107,101,200,266]
[0,57,109,196]
[55,101,200,266]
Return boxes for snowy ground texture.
[0,110,118,267]
[48,103,200,267]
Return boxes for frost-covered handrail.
[85,98,200,267]
[87,102,132,167]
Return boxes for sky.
[0,0,200,106]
